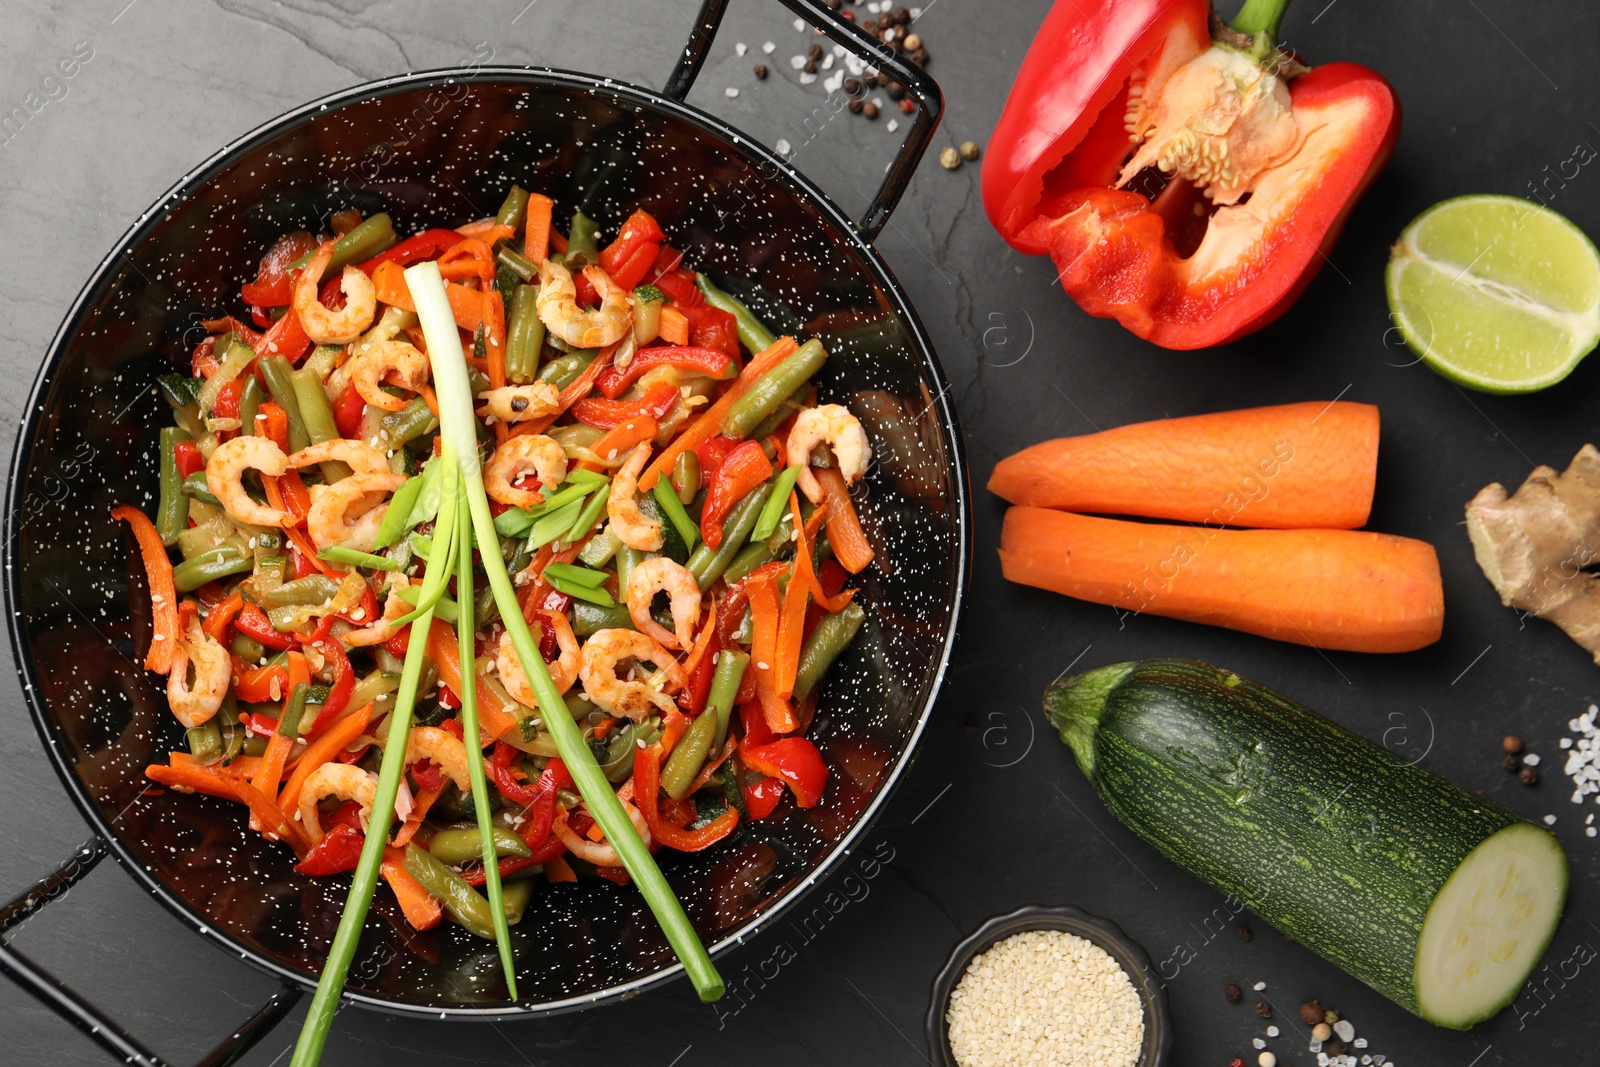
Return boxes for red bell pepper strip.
[634,745,739,851]
[594,346,734,400]
[740,736,827,808]
[241,231,319,307]
[254,303,312,363]
[294,823,365,875]
[599,209,666,275]
[211,379,246,421]
[356,228,465,273]
[569,380,678,431]
[700,440,772,549]
[235,602,297,651]
[690,306,740,359]
[234,660,288,703]
[742,775,785,820]
[514,757,572,851]
[332,382,365,439]
[172,439,205,479]
[609,240,660,291]
[982,0,1398,349]
[492,741,542,805]
[309,635,356,732]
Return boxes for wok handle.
[0,836,303,1067]
[664,0,943,241]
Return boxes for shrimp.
[553,800,650,867]
[293,240,378,346]
[349,339,429,412]
[404,725,476,793]
[298,763,378,844]
[787,403,873,503]
[287,438,391,476]
[606,443,663,551]
[165,614,230,729]
[626,556,702,650]
[205,435,291,527]
[484,433,567,509]
[306,470,405,552]
[497,610,581,705]
[535,258,631,348]
[343,573,411,647]
[578,627,686,721]
[476,382,560,423]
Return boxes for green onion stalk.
[405,260,725,1001]
[288,459,460,1067]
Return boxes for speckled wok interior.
[4,70,966,1015]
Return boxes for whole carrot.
[999,506,1443,653]
[988,401,1379,529]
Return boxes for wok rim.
[2,63,970,1019]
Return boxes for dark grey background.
[2,1,1597,1064]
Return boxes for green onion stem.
[404,260,724,1002]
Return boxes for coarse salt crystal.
[886,118,899,132]
[735,42,748,56]
[775,138,792,155]
[1524,753,1541,766]
[822,53,834,69]
[762,41,776,53]
[725,87,740,98]
[799,72,817,85]
[790,55,807,70]
[1267,1026,1280,1037]
[1333,1019,1355,1043]
[1253,1038,1267,1049]
[1544,814,1557,825]
[1252,981,1266,991]
[792,17,805,31]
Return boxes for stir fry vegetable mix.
[117,198,873,987]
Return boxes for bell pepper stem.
[1227,0,1293,41]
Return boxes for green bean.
[258,355,311,452]
[378,397,438,449]
[279,682,310,739]
[566,211,599,267]
[402,843,497,940]
[474,583,499,630]
[794,601,866,701]
[179,471,220,505]
[687,485,771,590]
[600,722,646,782]
[218,718,247,765]
[722,541,775,586]
[705,650,749,752]
[661,709,718,801]
[231,633,266,662]
[538,348,596,390]
[495,184,530,232]
[186,718,224,765]
[172,545,253,592]
[156,427,191,546]
[238,377,265,437]
[501,878,535,924]
[264,574,342,608]
[428,826,533,865]
[752,466,802,543]
[506,284,545,384]
[572,600,634,637]
[290,369,352,481]
[747,384,808,442]
[496,244,537,283]
[671,451,701,506]
[287,213,397,277]
[721,339,826,439]
[302,345,344,381]
[695,273,777,354]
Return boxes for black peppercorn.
[1236,924,1252,942]
[912,48,930,67]
[1255,1000,1272,1019]
[887,82,905,100]
[893,6,911,24]
[1502,753,1521,772]
[753,64,768,80]
[843,76,862,95]
[807,42,823,60]
[847,98,864,114]
[1519,765,1540,785]
[1225,982,1242,1003]
[862,101,879,119]
[802,59,817,74]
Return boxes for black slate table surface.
[2,1,1597,1064]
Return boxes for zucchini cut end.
[1414,821,1569,1029]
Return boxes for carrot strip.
[987,401,1380,530]
[678,603,718,681]
[789,492,853,613]
[686,735,737,795]
[813,467,873,574]
[250,651,308,827]
[658,305,690,346]
[638,336,798,490]
[426,619,521,740]
[453,220,515,245]
[576,415,659,472]
[391,782,443,848]
[998,506,1445,653]
[202,593,245,644]
[659,708,689,757]
[746,568,797,733]
[484,289,507,390]
[382,846,443,930]
[112,506,180,674]
[513,343,617,438]
[277,702,373,817]
[524,194,554,263]
[258,402,291,453]
[146,762,309,854]
[372,259,414,310]
[437,237,496,290]
[544,855,577,882]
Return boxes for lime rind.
[1386,194,1600,394]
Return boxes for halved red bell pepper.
[983,0,1398,349]
[241,231,318,307]
[599,209,666,290]
[356,228,464,274]
[742,775,785,820]
[634,744,739,851]
[740,736,828,808]
[172,439,205,479]
[700,440,772,549]
[569,380,678,430]
[332,382,366,439]
[594,346,734,399]
[235,602,296,651]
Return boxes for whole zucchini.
[1047,659,1567,1029]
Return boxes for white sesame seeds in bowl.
[925,904,1171,1067]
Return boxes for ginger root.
[1466,444,1600,661]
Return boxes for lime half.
[1386,195,1600,393]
